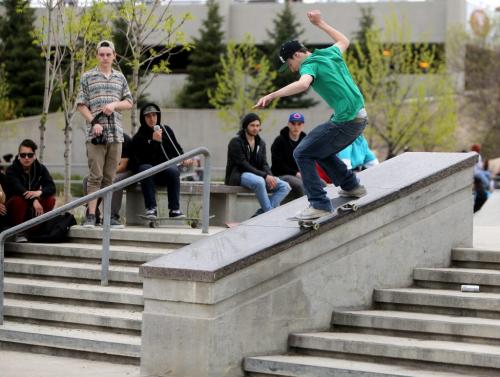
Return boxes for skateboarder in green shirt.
[255,9,368,220]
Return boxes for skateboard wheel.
[312,223,320,230]
[190,221,198,229]
[149,221,156,228]
[351,204,358,211]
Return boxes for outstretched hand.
[307,10,322,25]
[254,94,273,109]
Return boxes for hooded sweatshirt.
[132,103,185,168]
[271,126,306,177]
[224,129,272,186]
[5,158,56,199]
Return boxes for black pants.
[137,164,180,210]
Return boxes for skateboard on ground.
[288,197,359,230]
[138,215,214,229]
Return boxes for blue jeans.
[240,172,291,213]
[138,164,180,210]
[293,119,367,211]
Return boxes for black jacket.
[271,126,306,177]
[225,129,272,186]
[132,103,185,169]
[5,158,56,198]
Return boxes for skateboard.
[138,214,214,229]
[288,197,359,230]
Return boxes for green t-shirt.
[300,45,364,123]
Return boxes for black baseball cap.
[279,40,305,72]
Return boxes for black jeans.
[137,164,181,211]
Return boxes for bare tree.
[115,0,192,133]
[33,0,65,161]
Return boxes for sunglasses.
[19,153,35,159]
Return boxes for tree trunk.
[131,64,139,134]
[63,114,73,205]
[39,4,54,162]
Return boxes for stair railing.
[0,147,211,325]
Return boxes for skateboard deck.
[288,197,359,230]
[138,214,214,229]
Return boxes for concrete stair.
[0,225,218,363]
[244,247,500,376]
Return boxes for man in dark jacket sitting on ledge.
[225,113,290,217]
[132,103,193,219]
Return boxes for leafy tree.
[265,2,316,108]
[447,14,500,158]
[346,14,457,158]
[115,0,192,133]
[0,64,16,121]
[177,0,225,108]
[208,34,276,131]
[0,0,44,116]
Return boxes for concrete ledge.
[140,152,476,377]
[141,153,476,283]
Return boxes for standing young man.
[225,113,290,217]
[77,40,133,228]
[255,10,367,220]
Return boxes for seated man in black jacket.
[5,139,56,242]
[225,113,290,217]
[0,171,8,231]
[132,103,192,219]
[271,112,307,202]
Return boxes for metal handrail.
[0,146,211,325]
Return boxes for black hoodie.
[224,129,272,186]
[5,158,56,199]
[271,126,306,176]
[132,103,185,169]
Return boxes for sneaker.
[83,214,96,228]
[145,208,158,220]
[338,184,367,198]
[295,206,331,220]
[169,209,186,219]
[15,234,28,243]
[110,216,124,229]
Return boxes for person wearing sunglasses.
[5,139,56,242]
[0,169,8,232]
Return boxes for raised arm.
[307,10,350,53]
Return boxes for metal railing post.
[202,154,211,234]
[101,191,112,286]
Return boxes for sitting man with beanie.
[132,103,192,219]
[225,113,290,217]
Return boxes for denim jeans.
[240,172,291,213]
[138,164,180,210]
[293,118,367,211]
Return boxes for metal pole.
[101,191,112,286]
[201,154,211,234]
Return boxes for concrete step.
[289,332,500,369]
[332,310,500,341]
[452,248,500,269]
[375,287,500,310]
[4,257,140,284]
[5,242,172,264]
[0,320,140,360]
[244,354,485,377]
[69,225,222,246]
[4,298,142,331]
[414,267,500,286]
[4,277,143,306]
